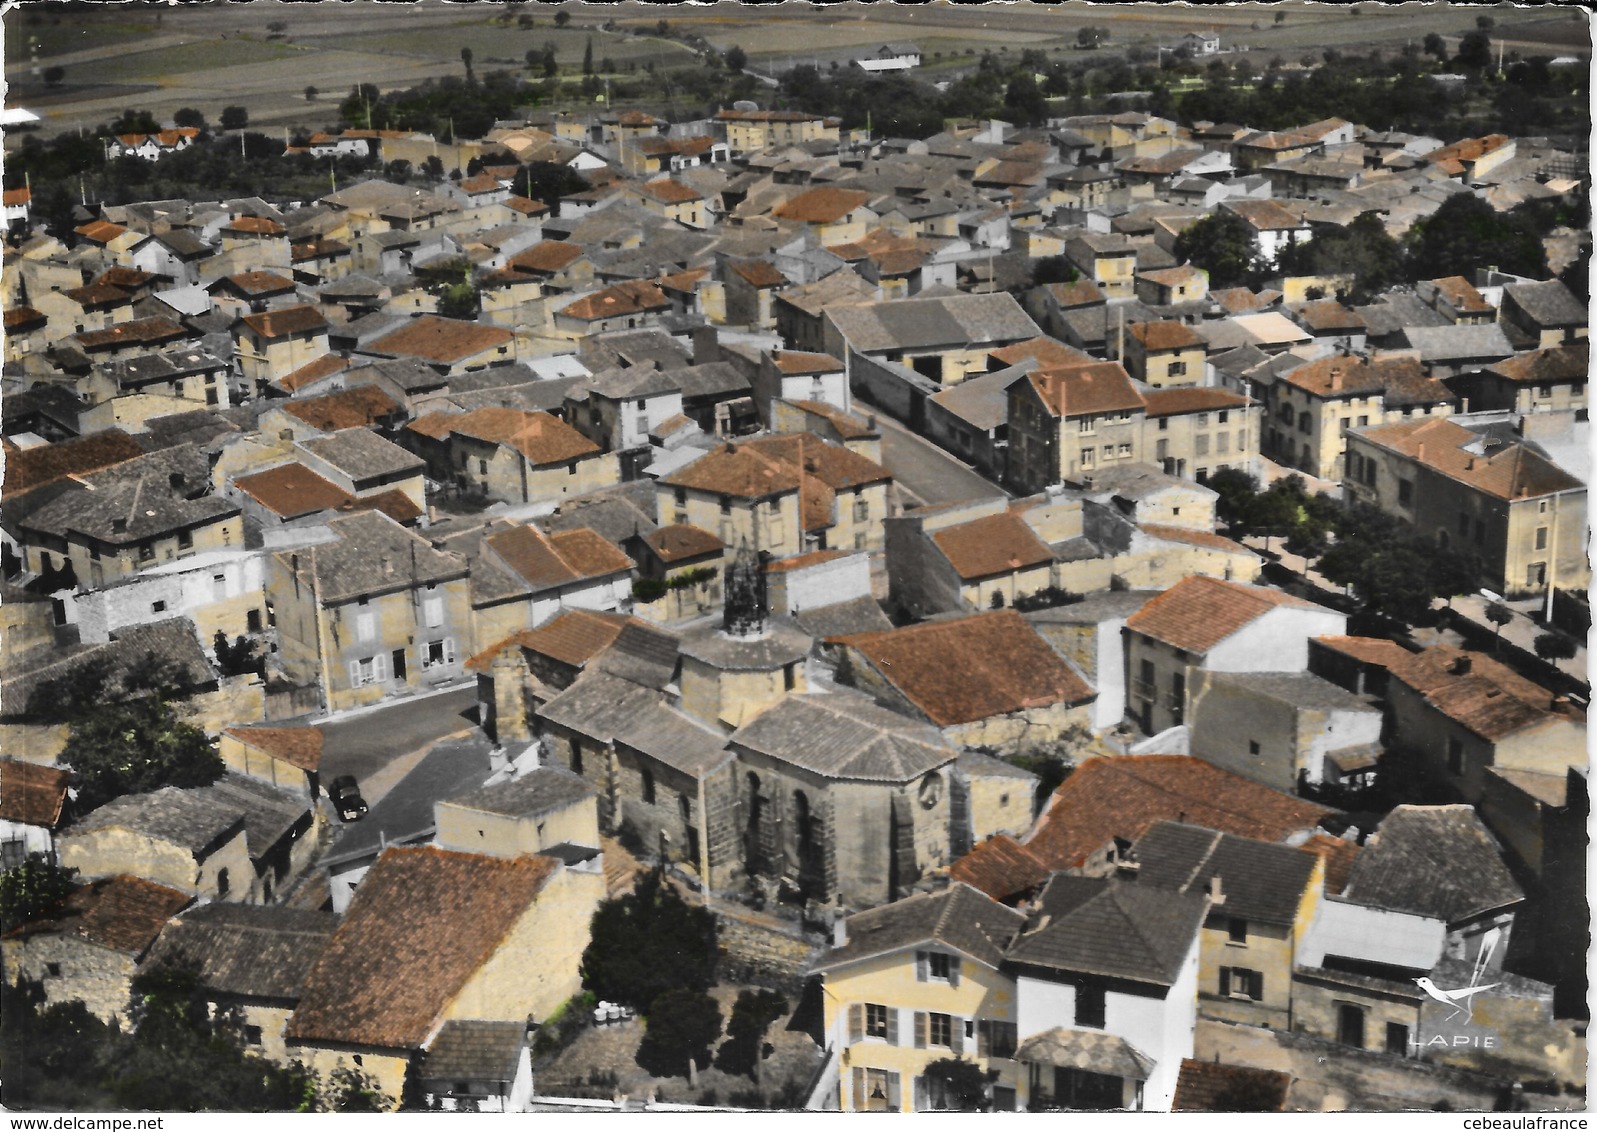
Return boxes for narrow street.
[314,684,480,804]
[871,411,1007,508]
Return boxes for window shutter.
[347,660,361,687]
[884,1007,898,1046]
[976,1020,991,1058]
[1218,968,1231,997]
[851,1068,865,1112]
[886,1072,900,1111]
[915,950,927,981]
[914,1012,927,1049]
[374,652,389,681]
[1251,971,1264,1001]
[951,1018,964,1055]
[444,636,456,664]
[949,957,961,988]
[848,1004,863,1044]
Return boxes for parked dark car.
[330,775,368,822]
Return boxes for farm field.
[3,0,1588,142]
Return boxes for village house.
[553,279,673,339]
[816,883,1029,1111]
[357,314,518,376]
[285,846,604,1108]
[715,108,841,155]
[433,764,600,862]
[1451,341,1588,417]
[266,510,472,712]
[1123,575,1347,735]
[1128,822,1324,1030]
[1005,361,1147,493]
[1342,416,1587,599]
[405,407,616,506]
[59,787,253,902]
[219,725,323,802]
[1497,279,1587,350]
[0,759,73,867]
[233,306,331,392]
[140,903,339,1065]
[1,874,193,1023]
[835,610,1095,754]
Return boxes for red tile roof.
[838,610,1093,727]
[1129,320,1205,351]
[1141,387,1251,418]
[76,316,189,351]
[1126,576,1325,654]
[1354,417,1583,501]
[728,259,787,288]
[1298,832,1360,895]
[446,407,600,465]
[222,215,286,236]
[74,219,128,245]
[949,833,1052,903]
[234,462,356,518]
[1387,645,1581,740]
[239,305,329,340]
[931,511,1055,582]
[280,385,402,432]
[508,240,584,274]
[364,315,513,364]
[0,760,71,828]
[1312,635,1413,668]
[663,441,802,499]
[990,336,1091,369]
[559,280,670,322]
[772,187,871,225]
[219,270,296,296]
[1025,755,1331,870]
[276,353,351,393]
[643,523,725,564]
[2,429,145,495]
[4,875,192,956]
[486,524,633,590]
[286,847,559,1049]
[1485,341,1589,385]
[1172,1060,1291,1112]
[465,609,633,673]
[770,350,842,374]
[636,178,704,204]
[223,726,324,771]
[1023,362,1146,419]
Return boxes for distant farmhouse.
[852,43,922,73]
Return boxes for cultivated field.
[3,0,1588,143]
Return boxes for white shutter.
[444,636,456,664]
[949,957,961,987]
[950,1017,964,1055]
[374,652,390,681]
[348,660,362,688]
[423,596,444,627]
[915,950,928,982]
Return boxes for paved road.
[872,412,1007,508]
[316,684,480,796]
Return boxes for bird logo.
[1413,926,1503,1024]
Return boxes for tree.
[519,13,535,29]
[581,38,594,75]
[1077,26,1108,49]
[36,656,224,812]
[43,65,64,87]
[1456,29,1492,70]
[554,9,570,28]
[715,989,788,1078]
[266,19,288,37]
[305,85,318,101]
[1207,468,1262,531]
[1274,11,1286,24]
[635,989,722,1079]
[725,44,747,74]
[542,42,559,78]
[1003,73,1047,127]
[1485,602,1515,651]
[172,107,207,130]
[580,868,718,1011]
[219,105,248,131]
[1534,632,1577,662]
[461,46,475,83]
[0,855,77,929]
[1423,33,1447,60]
[1172,210,1261,289]
[1275,211,1407,304]
[656,19,670,36]
[921,1058,989,1111]
[1476,14,1495,29]
[1408,193,1547,283]
[520,159,588,206]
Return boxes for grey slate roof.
[677,619,812,672]
[189,773,311,861]
[1130,821,1318,926]
[956,749,1040,782]
[142,903,338,1001]
[538,670,668,745]
[595,622,680,689]
[730,690,957,783]
[792,595,894,639]
[587,366,684,400]
[1504,279,1586,327]
[21,447,239,545]
[538,481,659,545]
[299,427,424,482]
[1341,804,1524,924]
[323,733,495,870]
[421,1020,527,1084]
[1399,323,1515,363]
[447,765,596,819]
[69,786,245,856]
[1015,1028,1156,1081]
[1006,874,1208,986]
[1022,589,1158,626]
[1203,671,1379,713]
[615,703,733,778]
[3,618,216,720]
[276,510,468,604]
[670,362,751,401]
[827,293,1041,354]
[814,882,1027,972]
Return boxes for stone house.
[295,427,428,513]
[1008,874,1209,1111]
[0,759,72,867]
[1063,233,1137,299]
[771,187,875,246]
[826,293,1041,389]
[815,884,1030,1111]
[1122,321,1206,388]
[835,609,1095,754]
[1188,671,1384,793]
[285,846,604,1108]
[414,1020,537,1113]
[1383,646,1586,805]
[266,510,472,712]
[1024,590,1159,732]
[139,903,338,1065]
[234,306,331,392]
[1342,417,1587,599]
[59,787,253,902]
[1498,280,1587,350]
[1139,387,1262,483]
[219,725,322,802]
[1451,342,1588,417]
[2,874,193,1023]
[434,765,600,861]
[357,314,518,377]
[1005,361,1147,494]
[1128,821,1325,1031]
[404,407,617,506]
[1123,576,1346,735]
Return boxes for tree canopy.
[715,989,788,1078]
[580,868,718,1011]
[1275,212,1408,303]
[1407,193,1548,281]
[634,988,723,1078]
[1173,210,1262,289]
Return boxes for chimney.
[1551,696,1571,714]
[832,914,848,948]
[1417,443,1426,462]
[692,324,721,366]
[1451,654,1472,676]
[1328,365,1342,391]
[1206,874,1225,906]
[169,471,185,491]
